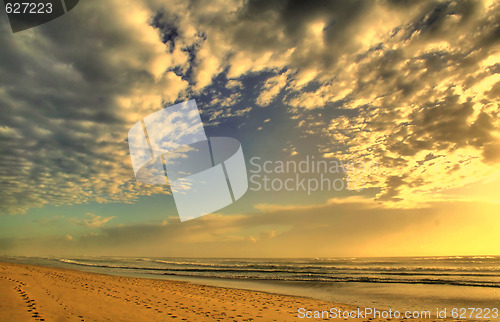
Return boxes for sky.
[0,0,499,257]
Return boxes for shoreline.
[0,262,453,321]
[0,262,363,321]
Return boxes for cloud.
[226,79,243,89]
[282,0,500,205]
[1,197,499,257]
[1,0,499,217]
[72,212,115,228]
[0,0,193,214]
[256,71,289,106]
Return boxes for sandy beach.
[0,262,364,321]
[0,262,462,321]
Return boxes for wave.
[154,271,500,288]
[55,258,500,289]
[58,258,500,275]
[152,260,500,273]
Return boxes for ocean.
[2,256,499,313]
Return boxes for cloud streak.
[1,197,499,257]
[71,212,115,228]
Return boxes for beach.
[0,262,461,321]
[0,262,369,322]
[1,256,498,321]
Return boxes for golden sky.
[0,0,499,257]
